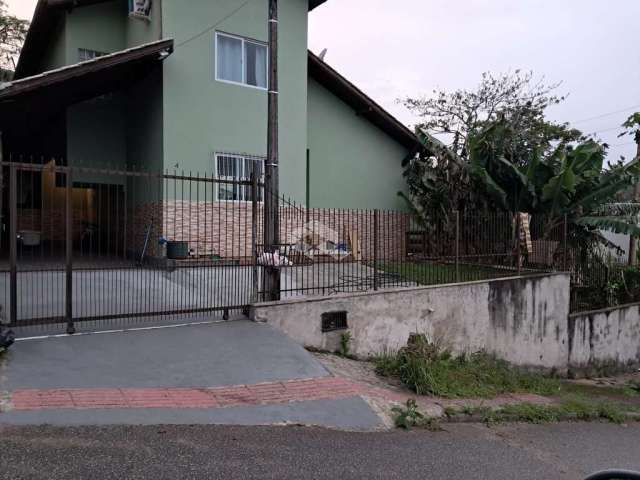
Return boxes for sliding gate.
[0,162,262,333]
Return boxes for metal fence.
[1,159,618,333]
[0,161,263,333]
[258,196,565,300]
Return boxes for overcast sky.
[9,0,640,161]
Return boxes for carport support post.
[9,163,17,326]
[65,167,75,335]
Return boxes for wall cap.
[253,272,570,309]
[569,301,640,318]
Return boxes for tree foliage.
[401,71,586,215]
[0,1,29,72]
[400,72,640,248]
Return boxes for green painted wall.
[65,1,127,61]
[126,67,165,205]
[126,0,163,47]
[161,0,309,202]
[38,18,67,71]
[67,94,127,185]
[306,78,409,210]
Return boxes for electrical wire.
[570,104,640,125]
[175,0,258,49]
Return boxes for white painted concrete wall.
[253,274,571,371]
[569,304,640,372]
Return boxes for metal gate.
[0,161,262,333]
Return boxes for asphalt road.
[1,422,639,479]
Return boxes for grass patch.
[446,398,632,425]
[377,261,511,286]
[626,380,640,396]
[492,399,629,424]
[375,334,560,399]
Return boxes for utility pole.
[263,0,280,300]
[629,131,640,266]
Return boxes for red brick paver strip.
[8,377,374,412]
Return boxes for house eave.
[307,51,422,151]
[0,39,174,130]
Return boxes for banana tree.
[466,118,640,249]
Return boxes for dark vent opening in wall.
[321,311,348,333]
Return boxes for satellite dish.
[319,48,328,61]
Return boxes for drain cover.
[321,311,348,333]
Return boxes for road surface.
[1,422,639,479]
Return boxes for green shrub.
[375,334,560,398]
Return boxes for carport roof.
[0,38,174,130]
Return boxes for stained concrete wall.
[568,304,640,373]
[252,273,571,371]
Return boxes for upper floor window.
[78,48,106,62]
[215,32,268,90]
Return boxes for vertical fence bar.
[373,209,379,291]
[455,210,460,283]
[65,167,75,334]
[9,163,17,326]
[563,213,568,272]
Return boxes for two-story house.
[0,0,419,259]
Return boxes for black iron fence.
[257,196,565,300]
[0,159,621,332]
[0,161,263,333]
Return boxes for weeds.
[392,399,424,429]
[375,334,560,398]
[452,399,631,425]
[627,380,640,395]
[338,332,353,358]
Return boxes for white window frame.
[214,31,268,91]
[214,153,265,203]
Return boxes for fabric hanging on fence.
[518,212,532,255]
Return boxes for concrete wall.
[253,273,571,370]
[306,78,410,210]
[568,303,640,374]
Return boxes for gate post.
[9,164,17,326]
[65,167,75,334]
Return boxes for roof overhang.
[309,0,328,10]
[0,39,174,130]
[308,52,421,151]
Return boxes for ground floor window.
[215,153,264,202]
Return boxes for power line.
[608,141,636,148]
[570,104,640,125]
[585,125,626,135]
[175,0,257,49]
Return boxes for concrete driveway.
[0,321,382,430]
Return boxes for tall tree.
[400,71,584,215]
[619,113,640,264]
[0,1,29,72]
